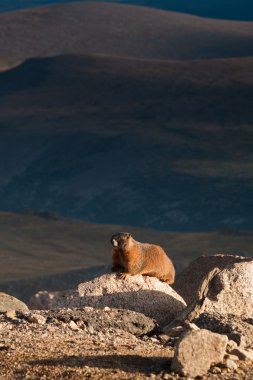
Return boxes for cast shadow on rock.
[54,289,186,327]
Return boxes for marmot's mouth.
[111,239,118,247]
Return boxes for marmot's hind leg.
[165,275,174,285]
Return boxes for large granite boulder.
[50,272,186,327]
[174,254,250,304]
[201,260,253,319]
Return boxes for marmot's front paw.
[118,272,130,280]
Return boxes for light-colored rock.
[50,272,186,326]
[210,366,222,374]
[230,347,253,361]
[174,254,250,304]
[227,340,238,352]
[68,320,79,331]
[0,292,29,313]
[202,260,253,319]
[171,329,228,377]
[224,359,238,370]
[5,310,17,320]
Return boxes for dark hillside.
[0,54,252,230]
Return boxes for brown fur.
[111,232,175,284]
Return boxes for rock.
[195,312,253,348]
[26,313,46,325]
[201,260,253,319]
[224,359,238,370]
[68,320,79,331]
[46,308,156,336]
[29,290,62,310]
[171,329,228,377]
[230,347,253,361]
[50,272,186,326]
[227,340,238,352]
[210,366,222,374]
[163,321,199,338]
[168,257,253,345]
[5,310,18,321]
[174,254,250,304]
[0,292,29,313]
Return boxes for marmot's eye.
[127,234,130,239]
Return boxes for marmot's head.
[111,232,132,249]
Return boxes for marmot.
[111,232,175,284]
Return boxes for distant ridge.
[0,0,253,21]
[1,2,253,68]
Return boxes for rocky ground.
[0,308,253,380]
[1,254,253,379]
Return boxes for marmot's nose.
[111,239,118,247]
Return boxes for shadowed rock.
[45,308,156,337]
[194,313,253,348]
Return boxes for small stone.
[26,313,46,325]
[84,307,94,312]
[5,310,17,320]
[69,321,79,331]
[210,366,222,374]
[76,320,84,328]
[87,323,94,334]
[230,347,253,361]
[164,325,184,337]
[184,321,200,331]
[103,306,110,311]
[224,359,238,370]
[227,340,238,352]
[158,334,170,343]
[150,337,159,343]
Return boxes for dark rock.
[194,312,253,348]
[46,307,157,336]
